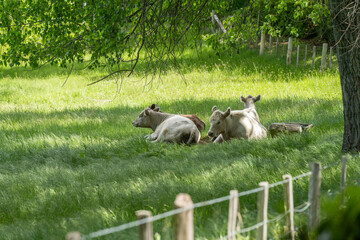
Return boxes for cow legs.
[151,135,166,143]
[213,134,225,144]
[145,133,158,141]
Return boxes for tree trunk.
[329,0,360,151]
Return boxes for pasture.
[0,48,357,239]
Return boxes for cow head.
[207,106,231,138]
[132,107,154,128]
[149,104,160,112]
[241,94,261,109]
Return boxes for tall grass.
[0,47,358,239]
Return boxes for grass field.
[0,47,358,239]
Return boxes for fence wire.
[82,159,345,239]
[222,200,310,240]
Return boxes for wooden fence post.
[259,31,265,55]
[256,10,260,46]
[283,175,295,240]
[174,193,194,240]
[321,43,328,70]
[136,210,153,240]
[312,46,316,68]
[286,37,293,65]
[308,162,321,232]
[304,45,308,67]
[329,47,333,68]
[66,232,81,240]
[341,156,347,191]
[227,190,239,240]
[296,45,300,67]
[282,39,286,58]
[257,182,269,240]
[211,10,216,34]
[269,35,272,54]
[276,36,279,55]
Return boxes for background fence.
[66,156,351,240]
[210,11,337,70]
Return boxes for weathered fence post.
[136,210,153,240]
[257,182,269,240]
[341,156,347,191]
[283,175,295,240]
[312,46,316,68]
[282,39,286,58]
[321,43,328,70]
[210,10,215,34]
[308,162,321,232]
[174,193,194,240]
[286,37,293,65]
[329,47,333,68]
[304,45,308,67]
[276,36,279,55]
[269,35,272,54]
[296,45,300,67]
[256,10,260,46]
[227,190,239,240]
[259,31,265,55]
[66,232,81,240]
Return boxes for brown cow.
[148,104,205,131]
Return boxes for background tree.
[0,0,216,85]
[329,0,360,151]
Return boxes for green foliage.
[203,7,258,52]
[204,0,332,53]
[0,0,211,74]
[1,0,334,73]
[316,186,360,240]
[253,0,331,38]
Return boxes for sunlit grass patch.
[0,47,351,239]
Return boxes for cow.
[240,94,261,121]
[148,104,205,131]
[132,107,201,144]
[207,106,267,142]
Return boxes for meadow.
[0,47,358,239]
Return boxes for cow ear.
[153,107,160,112]
[240,95,246,103]
[255,94,261,102]
[212,106,218,112]
[145,109,150,116]
[222,107,231,118]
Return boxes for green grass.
[0,47,358,240]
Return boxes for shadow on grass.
[0,96,345,239]
[0,48,334,83]
[0,96,343,166]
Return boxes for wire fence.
[67,157,350,240]
[210,11,338,70]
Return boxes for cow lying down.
[241,94,261,121]
[132,107,201,144]
[148,104,205,131]
[208,106,267,143]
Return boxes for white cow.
[208,106,267,142]
[240,94,261,121]
[132,107,201,144]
